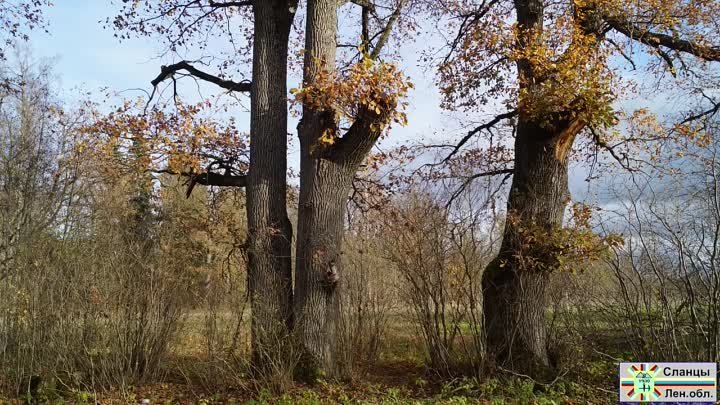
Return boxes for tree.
[0,52,80,281]
[244,1,297,369]
[109,0,418,378]
[107,0,298,368]
[292,0,414,378]
[430,0,720,375]
[0,1,50,61]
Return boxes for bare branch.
[681,97,720,125]
[342,0,374,9]
[185,171,247,197]
[589,125,634,171]
[606,16,720,62]
[151,61,251,93]
[446,168,514,207]
[361,5,370,50]
[604,37,636,70]
[443,110,517,163]
[441,0,502,64]
[369,0,406,60]
[154,168,247,197]
[208,0,253,6]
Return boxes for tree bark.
[293,0,345,379]
[481,118,574,375]
[294,0,391,379]
[479,0,581,377]
[246,0,296,367]
[293,105,384,380]
[294,155,355,379]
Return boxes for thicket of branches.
[0,0,720,399]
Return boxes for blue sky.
[28,1,455,179]
[22,1,707,207]
[28,1,448,132]
[32,2,160,94]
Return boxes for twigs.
[443,110,517,163]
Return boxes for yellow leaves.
[80,99,248,181]
[319,128,337,145]
[367,100,382,115]
[506,208,623,274]
[673,123,712,148]
[395,111,409,127]
[75,140,88,155]
[511,24,618,129]
[291,55,414,144]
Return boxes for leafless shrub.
[383,191,497,374]
[339,215,398,375]
[566,127,720,363]
[0,179,201,394]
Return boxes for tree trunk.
[293,0,344,378]
[482,117,576,376]
[293,115,383,380]
[294,156,355,379]
[479,0,582,377]
[246,1,296,367]
[294,0,380,379]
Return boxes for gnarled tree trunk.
[482,113,580,375]
[246,0,296,367]
[294,0,390,379]
[479,0,584,377]
[293,0,346,378]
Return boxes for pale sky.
[29,1,454,178]
[22,1,713,207]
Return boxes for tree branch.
[361,5,370,50]
[327,107,384,165]
[606,16,720,62]
[154,169,247,197]
[151,61,252,92]
[447,168,514,207]
[369,0,406,60]
[443,110,517,163]
[442,0,502,64]
[186,171,247,197]
[681,97,720,124]
[589,125,633,171]
[341,0,374,9]
[207,1,253,7]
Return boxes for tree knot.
[322,259,340,291]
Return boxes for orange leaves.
[436,0,624,129]
[292,55,413,143]
[505,205,623,274]
[512,20,619,129]
[673,121,713,149]
[80,99,248,180]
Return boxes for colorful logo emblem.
[623,364,661,401]
[620,362,717,402]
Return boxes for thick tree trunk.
[293,118,382,380]
[478,0,580,377]
[294,155,354,379]
[294,0,382,379]
[246,1,296,367]
[293,0,342,379]
[482,118,576,376]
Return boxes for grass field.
[0,310,627,405]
